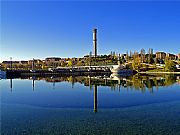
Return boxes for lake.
[1,74,180,135]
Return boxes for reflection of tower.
[94,84,98,113]
[32,79,35,91]
[93,28,97,57]
[53,81,55,89]
[10,79,13,92]
[72,76,75,88]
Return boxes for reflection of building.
[156,52,166,59]
[16,74,178,94]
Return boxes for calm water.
[1,74,180,135]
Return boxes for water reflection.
[6,74,180,113]
[2,75,180,135]
[32,79,35,91]
[10,78,12,92]
[94,84,97,113]
[41,74,179,91]
[8,74,180,92]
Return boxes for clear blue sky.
[1,1,180,61]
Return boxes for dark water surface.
[1,74,180,135]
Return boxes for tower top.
[93,28,97,32]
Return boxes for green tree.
[164,57,175,71]
[132,55,141,71]
[67,60,73,67]
[76,60,84,66]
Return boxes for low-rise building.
[2,61,20,64]
[28,59,42,64]
[177,53,180,60]
[156,52,166,60]
[45,57,61,63]
[166,53,177,60]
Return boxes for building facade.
[156,52,166,60]
[166,53,177,60]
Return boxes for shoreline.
[138,72,180,74]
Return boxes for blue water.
[1,75,180,135]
